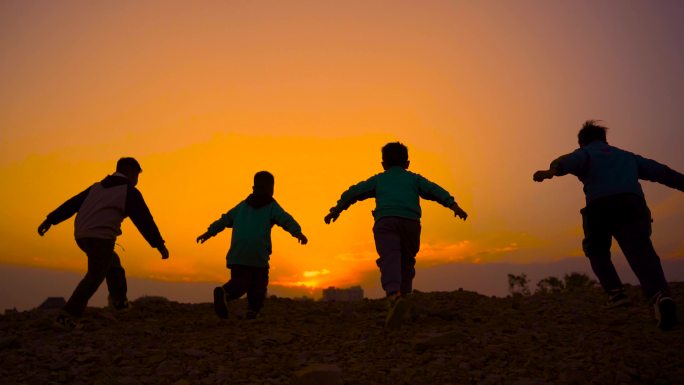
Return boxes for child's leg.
[399,220,421,295]
[581,205,623,293]
[373,217,402,295]
[105,250,128,305]
[613,199,670,300]
[223,265,250,300]
[246,267,269,315]
[63,238,117,317]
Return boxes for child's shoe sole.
[213,287,229,319]
[54,312,79,331]
[655,297,677,331]
[605,296,631,309]
[385,297,411,329]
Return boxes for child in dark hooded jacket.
[534,120,684,330]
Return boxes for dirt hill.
[1,283,683,385]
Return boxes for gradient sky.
[2,1,684,300]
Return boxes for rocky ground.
[1,283,683,385]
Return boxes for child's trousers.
[373,216,421,296]
[581,193,670,301]
[63,237,128,317]
[223,265,269,312]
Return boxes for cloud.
[417,240,521,266]
[303,269,331,278]
[271,269,336,290]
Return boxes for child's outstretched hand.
[157,244,170,260]
[196,232,212,244]
[450,203,468,221]
[533,169,556,182]
[295,233,308,245]
[324,210,340,224]
[37,219,52,236]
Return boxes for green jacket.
[331,166,456,221]
[206,195,302,268]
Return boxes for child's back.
[335,165,457,221]
[208,194,301,268]
[197,171,307,319]
[325,142,467,328]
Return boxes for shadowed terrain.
[1,283,683,385]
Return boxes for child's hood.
[245,194,275,209]
[100,174,133,188]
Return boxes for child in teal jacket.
[324,142,467,327]
[197,171,307,319]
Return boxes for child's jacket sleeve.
[46,187,92,225]
[206,205,238,236]
[550,149,590,177]
[125,186,165,248]
[636,155,684,192]
[416,174,456,207]
[332,175,378,212]
[271,202,303,237]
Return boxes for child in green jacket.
[324,142,467,327]
[197,171,307,319]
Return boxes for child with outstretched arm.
[324,142,467,328]
[197,171,307,320]
[533,120,684,330]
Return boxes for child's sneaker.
[54,311,79,331]
[213,287,229,319]
[108,296,133,311]
[653,292,677,331]
[384,293,411,329]
[605,288,631,309]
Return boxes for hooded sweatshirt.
[205,194,302,268]
[45,174,165,248]
[331,166,457,221]
[551,141,684,204]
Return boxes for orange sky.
[2,1,684,299]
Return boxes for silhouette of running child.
[197,171,307,320]
[324,142,467,328]
[534,120,683,330]
[38,157,169,330]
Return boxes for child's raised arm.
[271,202,307,245]
[534,149,589,182]
[196,207,237,244]
[324,176,378,224]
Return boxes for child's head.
[253,171,275,197]
[116,157,142,186]
[578,120,608,147]
[381,142,410,170]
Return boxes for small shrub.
[563,272,596,291]
[508,273,531,296]
[536,276,565,294]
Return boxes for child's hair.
[382,142,409,168]
[116,157,142,174]
[254,171,275,187]
[578,120,608,147]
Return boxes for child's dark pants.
[373,216,421,296]
[63,238,128,317]
[581,193,670,300]
[223,265,269,312]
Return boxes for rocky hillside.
[1,283,683,385]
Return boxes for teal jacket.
[206,195,303,268]
[551,141,684,204]
[331,166,456,221]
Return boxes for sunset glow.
[2,1,684,302]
